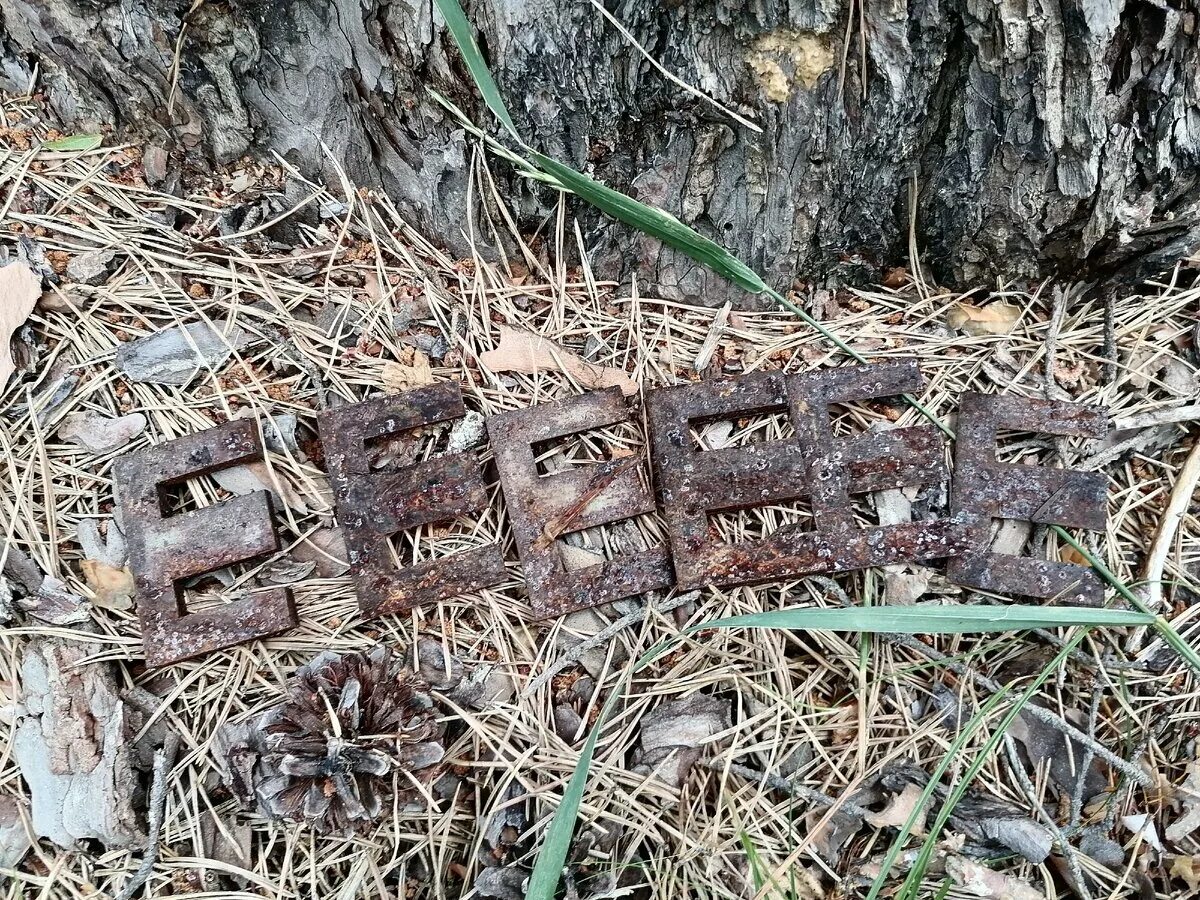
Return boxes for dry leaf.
[80,559,135,611]
[382,351,433,393]
[212,461,308,513]
[1166,760,1200,842]
[479,325,638,396]
[0,262,41,397]
[944,854,1042,900]
[1059,546,1091,567]
[1122,813,1164,852]
[1171,856,1200,892]
[60,412,147,453]
[865,782,928,833]
[947,301,1021,336]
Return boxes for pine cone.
[243,647,443,835]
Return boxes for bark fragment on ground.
[13,639,144,849]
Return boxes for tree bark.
[2,0,1197,304]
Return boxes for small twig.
[1082,424,1180,470]
[1002,736,1091,900]
[587,1,760,134]
[706,759,870,818]
[1139,436,1200,614]
[116,734,180,900]
[885,633,1150,786]
[1043,285,1068,401]
[1112,403,1200,431]
[1102,288,1118,384]
[1070,677,1103,828]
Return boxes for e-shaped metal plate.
[946,392,1108,605]
[113,420,298,667]
[318,383,506,619]
[488,388,674,619]
[646,360,969,590]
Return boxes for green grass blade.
[691,604,1153,634]
[525,679,627,899]
[863,689,1011,900]
[892,628,1090,900]
[432,0,519,139]
[531,152,768,295]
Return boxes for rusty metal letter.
[318,383,506,619]
[488,388,674,619]
[946,392,1108,605]
[647,360,969,590]
[114,420,298,667]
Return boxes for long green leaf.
[532,153,768,295]
[433,0,519,139]
[692,604,1153,635]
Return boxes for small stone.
[66,249,115,285]
[448,410,486,452]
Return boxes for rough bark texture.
[2,0,1198,303]
[13,639,144,849]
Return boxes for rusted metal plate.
[113,420,298,667]
[318,383,506,619]
[488,387,673,619]
[946,392,1108,605]
[647,360,969,591]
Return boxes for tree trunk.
[2,0,1197,304]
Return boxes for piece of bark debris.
[59,411,147,453]
[1009,704,1109,801]
[1166,759,1200,843]
[880,761,1052,863]
[635,694,731,789]
[945,853,1042,900]
[115,320,250,385]
[0,795,32,868]
[13,639,144,849]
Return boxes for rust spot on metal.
[318,383,506,619]
[488,388,673,619]
[113,420,298,667]
[946,392,1108,605]
[646,360,969,591]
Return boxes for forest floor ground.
[1,94,1199,899]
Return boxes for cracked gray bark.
[1,0,1197,305]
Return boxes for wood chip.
[947,300,1021,336]
[382,351,434,393]
[81,558,135,611]
[479,325,638,396]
